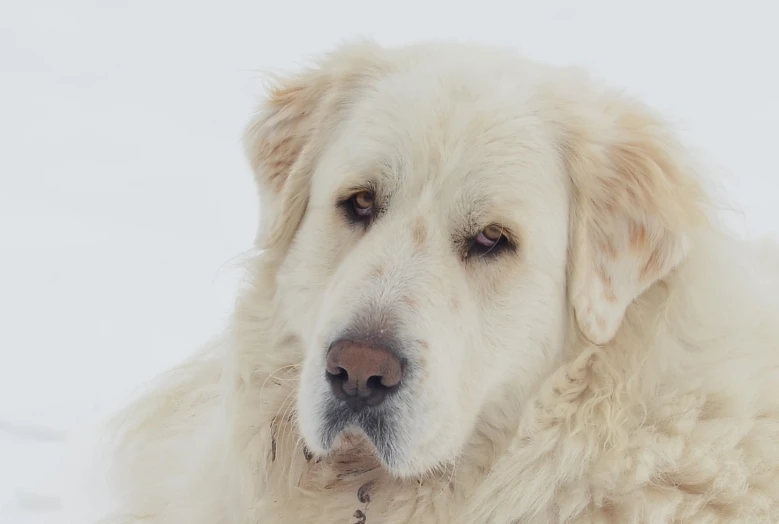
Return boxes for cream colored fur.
[98,41,779,523]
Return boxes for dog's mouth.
[316,396,406,469]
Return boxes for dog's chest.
[262,480,382,524]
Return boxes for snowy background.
[1,1,778,522]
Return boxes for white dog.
[99,40,779,523]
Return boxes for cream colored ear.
[565,94,706,345]
[243,40,388,253]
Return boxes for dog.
[98,40,779,523]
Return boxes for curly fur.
[97,40,779,523]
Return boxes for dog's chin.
[317,421,403,470]
[298,388,454,478]
[304,420,453,480]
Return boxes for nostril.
[366,375,384,390]
[326,367,349,382]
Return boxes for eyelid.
[337,182,377,203]
[337,183,380,226]
[482,224,504,240]
[478,224,518,245]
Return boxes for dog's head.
[244,41,705,477]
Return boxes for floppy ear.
[564,94,707,345]
[243,40,388,253]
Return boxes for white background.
[1,1,778,522]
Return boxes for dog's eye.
[467,225,510,258]
[476,225,503,247]
[352,191,374,214]
[342,190,375,223]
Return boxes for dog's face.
[279,57,573,476]
[245,42,703,477]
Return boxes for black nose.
[325,339,404,412]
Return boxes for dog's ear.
[564,93,707,345]
[244,40,388,253]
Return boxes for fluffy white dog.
[99,40,779,523]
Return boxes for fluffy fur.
[98,40,779,523]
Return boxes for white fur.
[97,41,779,523]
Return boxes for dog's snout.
[325,339,403,412]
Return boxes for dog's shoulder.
[98,341,229,523]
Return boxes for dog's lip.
[321,423,389,461]
[330,427,362,450]
[325,424,372,449]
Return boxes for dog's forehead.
[324,69,567,217]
